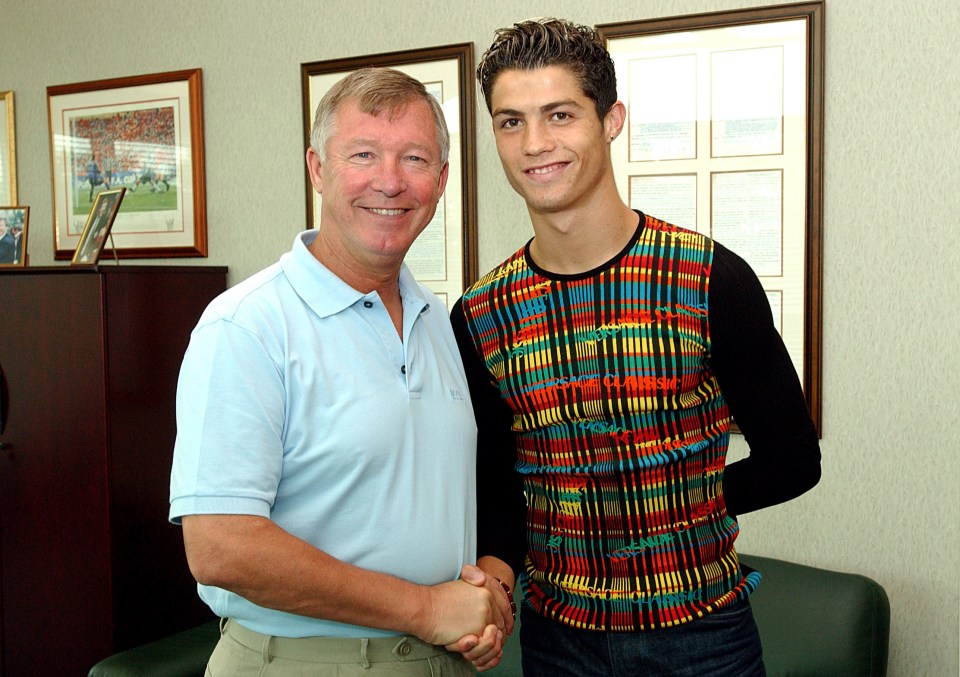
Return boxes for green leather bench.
[88,554,890,676]
[87,621,220,677]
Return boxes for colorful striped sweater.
[452,212,820,632]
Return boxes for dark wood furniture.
[0,266,226,676]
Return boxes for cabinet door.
[0,275,114,676]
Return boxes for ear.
[603,100,627,143]
[436,162,450,198]
[305,147,324,195]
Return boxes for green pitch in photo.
[73,184,177,215]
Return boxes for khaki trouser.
[206,618,476,676]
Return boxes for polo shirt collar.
[281,231,430,319]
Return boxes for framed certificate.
[599,2,824,433]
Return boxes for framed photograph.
[0,206,28,267]
[1,91,16,206]
[47,69,207,260]
[301,43,478,306]
[71,188,125,267]
[598,2,824,433]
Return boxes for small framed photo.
[0,206,28,267]
[48,69,207,260]
[71,188,125,267]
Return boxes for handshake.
[422,564,518,672]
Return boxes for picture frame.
[71,187,125,267]
[0,206,28,267]
[301,43,478,307]
[47,69,207,260]
[597,2,824,433]
[1,91,16,206]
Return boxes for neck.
[527,194,638,275]
[308,230,405,336]
[309,229,400,295]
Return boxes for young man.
[452,18,821,676]
[171,68,512,676]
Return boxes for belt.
[222,618,450,664]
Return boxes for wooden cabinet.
[0,266,226,676]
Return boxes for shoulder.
[710,240,762,291]
[194,263,289,334]
[460,244,529,304]
[641,213,714,251]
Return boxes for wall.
[2,0,958,674]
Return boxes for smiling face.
[306,97,448,278]
[490,65,623,219]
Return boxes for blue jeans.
[519,598,766,677]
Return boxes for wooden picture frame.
[48,69,207,260]
[598,2,824,433]
[71,188,125,267]
[0,206,28,267]
[301,44,478,306]
[0,91,16,206]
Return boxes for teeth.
[529,165,560,175]
[369,208,405,216]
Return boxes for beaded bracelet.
[494,577,518,619]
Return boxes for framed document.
[301,43,478,306]
[48,69,207,259]
[598,2,824,433]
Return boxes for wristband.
[494,577,518,619]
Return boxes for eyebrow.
[343,137,435,154]
[492,98,584,118]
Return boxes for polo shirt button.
[363,301,373,308]
[400,365,406,374]
[398,642,411,656]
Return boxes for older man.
[170,68,511,676]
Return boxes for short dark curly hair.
[477,17,618,121]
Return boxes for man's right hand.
[417,564,505,646]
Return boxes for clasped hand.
[422,564,515,671]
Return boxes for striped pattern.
[460,215,758,631]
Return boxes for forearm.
[477,555,516,593]
[182,514,488,643]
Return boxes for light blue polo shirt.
[170,231,477,638]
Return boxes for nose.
[522,120,555,156]
[370,160,405,196]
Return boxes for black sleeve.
[709,242,821,516]
[450,299,527,575]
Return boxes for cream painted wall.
[2,0,958,674]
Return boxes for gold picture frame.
[0,206,28,267]
[0,91,17,206]
[71,188,126,267]
[48,69,207,260]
